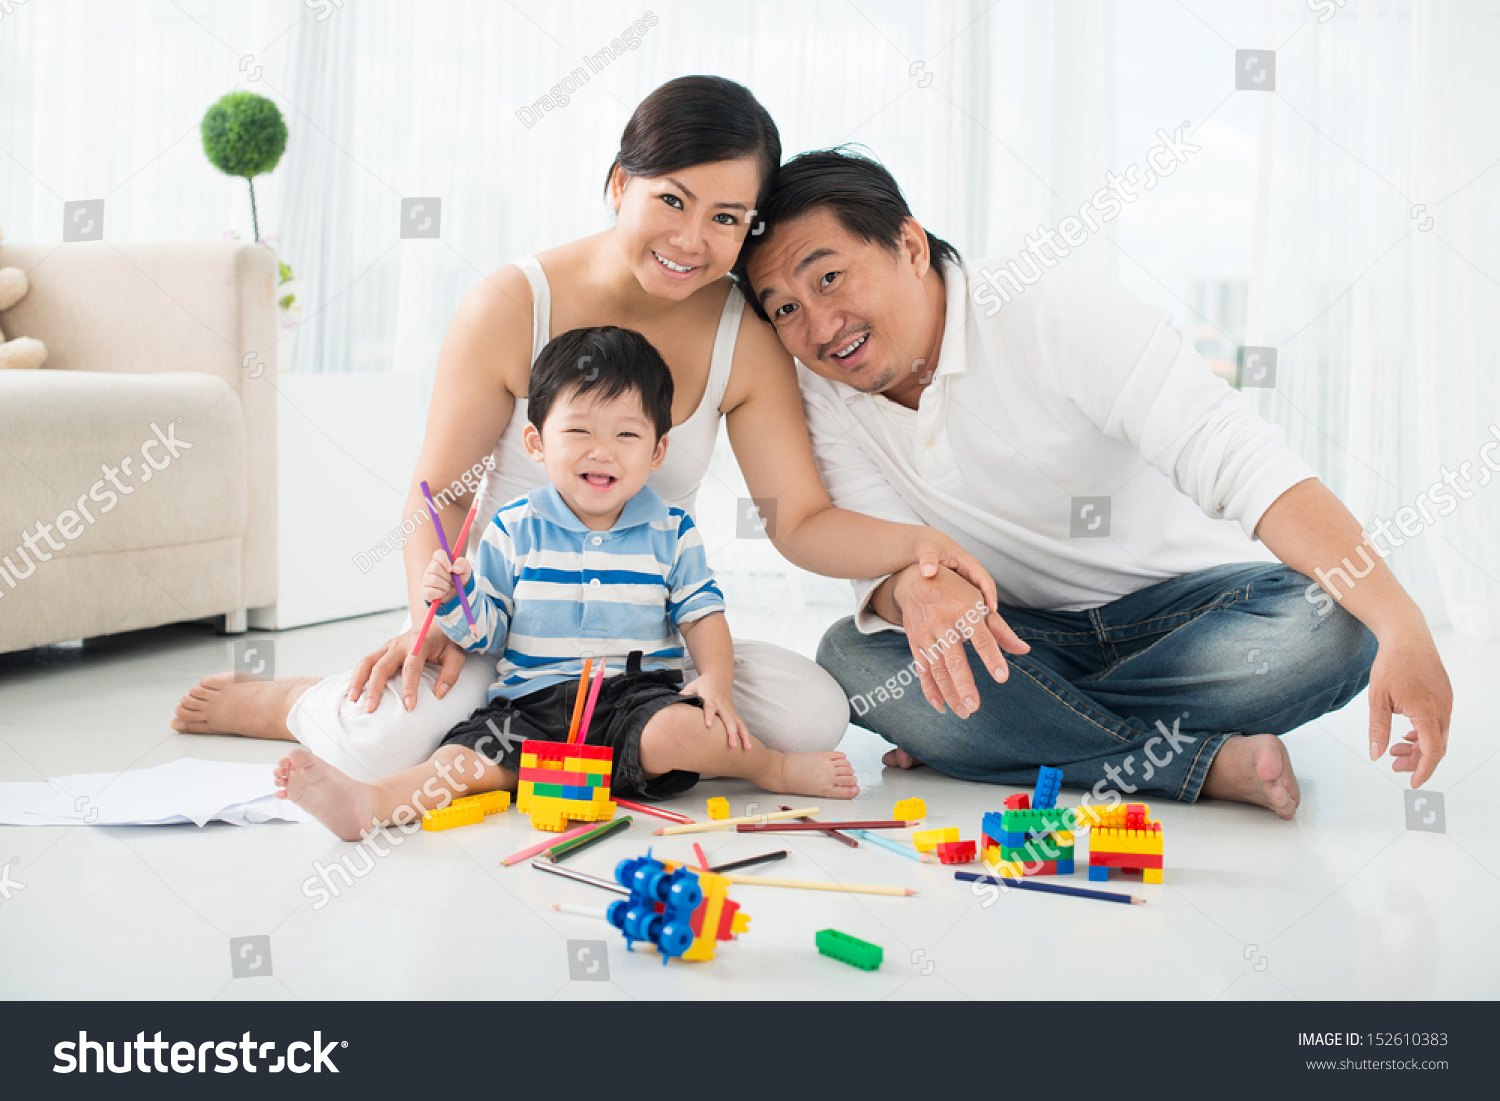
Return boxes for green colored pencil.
[545,816,632,862]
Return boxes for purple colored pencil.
[421,480,476,630]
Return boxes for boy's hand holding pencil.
[421,549,472,607]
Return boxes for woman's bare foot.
[172,673,319,739]
[274,747,378,841]
[1201,733,1301,819]
[763,751,860,799]
[882,747,925,770]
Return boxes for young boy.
[275,326,856,841]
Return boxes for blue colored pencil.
[852,829,932,863]
[954,870,1143,905]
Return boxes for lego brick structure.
[608,851,751,964]
[517,739,617,832]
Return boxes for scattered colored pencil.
[655,807,819,836]
[718,874,917,898]
[575,661,606,744]
[546,816,631,862]
[737,820,920,833]
[707,850,788,874]
[851,829,933,863]
[420,480,477,630]
[411,503,479,654]
[613,799,693,824]
[565,659,593,744]
[779,804,858,849]
[531,860,628,895]
[692,842,710,871]
[553,902,610,919]
[954,870,1144,905]
[501,820,597,867]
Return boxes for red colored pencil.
[779,804,858,849]
[737,819,920,833]
[692,843,710,871]
[411,503,479,654]
[613,799,693,825]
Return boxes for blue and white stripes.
[436,484,724,700]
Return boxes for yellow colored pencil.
[653,806,819,836]
[717,873,917,897]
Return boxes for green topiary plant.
[201,91,287,243]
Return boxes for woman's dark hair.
[527,326,675,440]
[604,75,781,209]
[733,146,962,321]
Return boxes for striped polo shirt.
[436,483,725,700]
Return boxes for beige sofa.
[0,241,277,653]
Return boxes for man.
[736,148,1451,817]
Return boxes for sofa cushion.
[0,370,247,559]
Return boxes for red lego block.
[1004,793,1031,811]
[934,840,977,865]
[1088,852,1164,869]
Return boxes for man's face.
[747,208,934,394]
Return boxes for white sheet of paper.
[0,759,310,826]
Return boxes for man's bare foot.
[765,751,860,799]
[274,747,378,841]
[172,673,319,739]
[1201,733,1301,819]
[882,747,925,770]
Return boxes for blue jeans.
[817,563,1378,802]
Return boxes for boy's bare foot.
[274,747,378,841]
[1201,733,1301,819]
[172,673,319,739]
[765,751,860,800]
[882,747,925,769]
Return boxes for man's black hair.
[733,146,961,322]
[527,326,674,440]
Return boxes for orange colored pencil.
[565,659,593,744]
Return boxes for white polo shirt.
[797,260,1317,632]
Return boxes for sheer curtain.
[1250,0,1500,638]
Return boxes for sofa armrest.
[0,241,279,608]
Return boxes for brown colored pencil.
[778,804,858,849]
[737,819,920,832]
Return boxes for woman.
[174,76,995,787]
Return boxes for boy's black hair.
[733,146,961,322]
[527,326,674,440]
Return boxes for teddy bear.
[0,226,49,369]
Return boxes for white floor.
[1,599,1497,1002]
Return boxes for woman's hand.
[349,623,469,714]
[910,529,999,616]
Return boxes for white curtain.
[1250,0,1500,638]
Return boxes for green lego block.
[998,841,1074,862]
[1000,808,1077,833]
[816,928,883,971]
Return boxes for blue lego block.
[1056,859,1075,875]
[607,850,704,964]
[981,811,1005,841]
[1032,766,1062,810]
[1088,865,1109,882]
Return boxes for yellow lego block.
[1143,869,1163,884]
[912,827,959,852]
[572,757,612,775]
[452,790,510,816]
[893,798,926,820]
[706,797,730,820]
[520,753,538,769]
[422,803,485,831]
[1089,827,1164,855]
[1073,803,1154,829]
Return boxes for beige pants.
[287,637,852,783]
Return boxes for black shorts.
[439,669,701,799]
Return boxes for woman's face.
[610,157,763,300]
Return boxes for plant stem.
[247,177,260,243]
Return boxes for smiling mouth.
[581,472,618,490]
[830,332,869,361]
[652,251,697,274]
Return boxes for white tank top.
[466,255,743,553]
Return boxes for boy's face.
[523,386,668,529]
